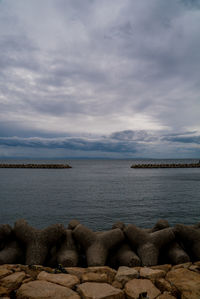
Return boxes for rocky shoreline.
[1,219,200,298]
[1,262,200,298]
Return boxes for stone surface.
[77,282,124,299]
[189,264,200,273]
[125,279,161,299]
[20,265,54,279]
[140,267,166,280]
[81,272,108,283]
[37,271,79,288]
[22,277,34,284]
[0,264,17,271]
[166,268,200,299]
[155,278,178,297]
[157,293,176,299]
[88,266,117,284]
[65,267,89,279]
[172,262,191,270]
[0,271,26,291]
[0,286,10,297]
[151,264,172,273]
[112,280,123,289]
[0,268,12,279]
[16,280,80,299]
[115,266,138,285]
[194,261,200,266]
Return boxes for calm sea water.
[0,159,200,230]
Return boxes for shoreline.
[0,262,200,298]
[1,219,200,298]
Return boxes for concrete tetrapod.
[109,243,141,268]
[0,224,12,249]
[124,224,175,266]
[163,241,190,265]
[14,219,66,265]
[173,224,200,261]
[110,222,141,268]
[73,224,124,266]
[56,229,79,267]
[0,240,24,264]
[151,219,171,232]
[0,224,24,264]
[151,220,190,265]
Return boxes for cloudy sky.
[0,0,200,158]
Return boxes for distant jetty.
[131,162,200,168]
[0,163,72,169]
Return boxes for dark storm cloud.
[110,130,157,142]
[163,134,200,144]
[0,135,139,153]
[0,129,200,158]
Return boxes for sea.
[0,158,200,231]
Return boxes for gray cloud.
[0,135,139,153]
[0,0,200,157]
[0,130,200,158]
[163,134,200,144]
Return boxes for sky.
[0,0,200,158]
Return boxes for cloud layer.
[0,0,200,157]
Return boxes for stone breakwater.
[0,163,72,168]
[1,262,200,298]
[131,163,200,168]
[1,219,200,269]
[1,220,200,298]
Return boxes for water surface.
[0,159,200,230]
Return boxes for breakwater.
[0,163,72,169]
[1,219,200,269]
[131,163,200,168]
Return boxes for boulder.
[0,268,13,279]
[16,280,80,299]
[77,282,124,299]
[37,271,79,288]
[87,266,117,284]
[166,268,200,299]
[0,271,26,291]
[115,266,138,285]
[125,278,161,299]
[155,278,179,297]
[139,268,166,280]
[156,293,177,299]
[81,272,108,283]
[65,267,88,279]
